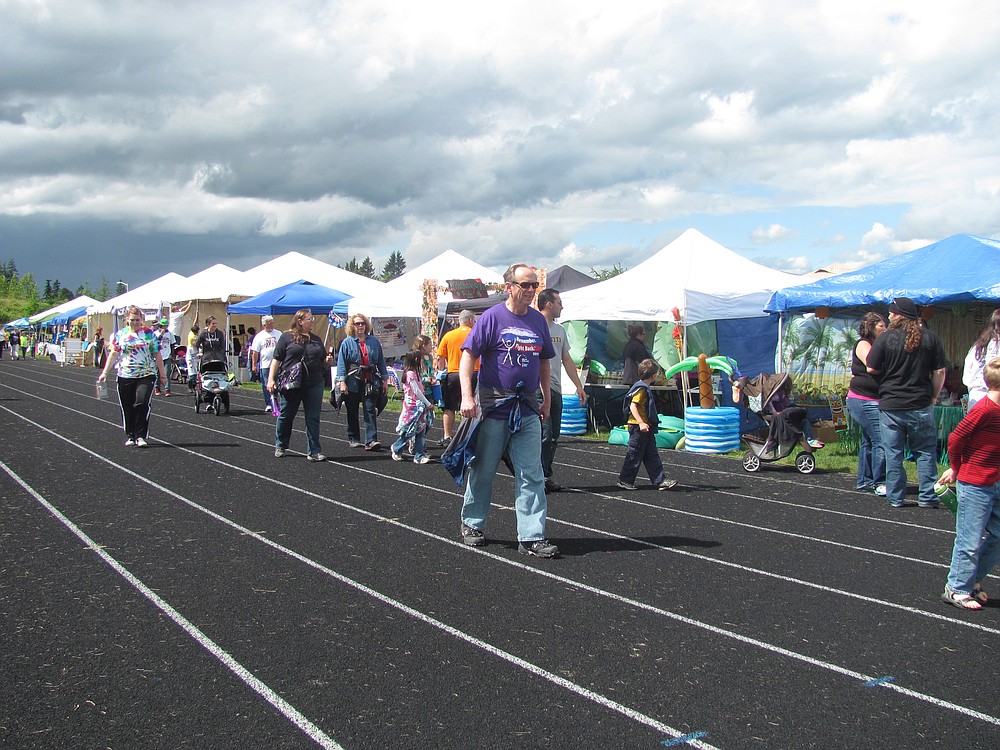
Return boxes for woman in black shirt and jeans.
[267,309,332,461]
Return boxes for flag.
[328,311,346,329]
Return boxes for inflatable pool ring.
[560,393,587,436]
[683,406,741,453]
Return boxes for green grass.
[575,430,935,484]
[367,400,937,486]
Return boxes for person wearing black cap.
[152,317,174,396]
[867,297,948,508]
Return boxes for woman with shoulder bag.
[267,309,332,461]
[336,312,389,450]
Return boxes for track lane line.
[0,458,346,750]
[3,391,1000,731]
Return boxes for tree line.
[1,258,116,323]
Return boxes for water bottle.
[95,380,108,400]
[271,398,281,417]
[933,481,958,514]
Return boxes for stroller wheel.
[221,392,230,414]
[194,393,200,413]
[795,452,816,474]
[741,451,761,472]
[212,395,223,415]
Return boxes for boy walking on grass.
[617,358,678,491]
[940,357,1000,610]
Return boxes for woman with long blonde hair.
[336,312,389,450]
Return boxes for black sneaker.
[616,481,637,490]
[544,479,562,493]
[518,540,559,558]
[461,524,486,547]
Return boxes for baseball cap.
[158,318,168,325]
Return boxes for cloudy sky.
[3,0,999,292]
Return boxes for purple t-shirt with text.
[462,303,555,416]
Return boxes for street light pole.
[116,280,129,295]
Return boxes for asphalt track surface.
[1,357,998,750]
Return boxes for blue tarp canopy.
[765,234,1000,313]
[48,306,89,326]
[4,317,30,329]
[227,279,351,316]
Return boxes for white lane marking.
[558,451,953,534]
[0,407,715,748]
[5,369,959,569]
[4,374,996,611]
[0,459,345,750]
[3,396,1000,730]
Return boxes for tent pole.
[775,313,783,373]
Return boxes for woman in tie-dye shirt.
[98,306,168,448]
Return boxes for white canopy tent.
[560,228,803,326]
[87,272,189,340]
[239,252,385,300]
[347,249,504,318]
[28,295,100,325]
[88,273,190,315]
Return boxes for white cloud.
[2,0,1000,288]
[751,224,797,244]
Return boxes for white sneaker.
[136,438,148,448]
[391,450,403,462]
[124,438,136,447]
[413,455,431,465]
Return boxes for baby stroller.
[194,358,232,415]
[172,345,188,384]
[735,373,821,474]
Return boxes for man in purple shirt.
[459,263,558,558]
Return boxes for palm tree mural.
[780,317,804,370]
[781,313,862,397]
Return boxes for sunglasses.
[353,320,366,326]
[510,281,540,290]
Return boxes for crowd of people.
[13,283,998,591]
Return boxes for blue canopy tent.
[764,233,1000,377]
[227,279,351,316]
[48,306,90,327]
[5,317,30,329]
[765,234,1000,313]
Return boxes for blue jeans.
[461,414,547,542]
[259,367,274,409]
[392,430,426,461]
[275,382,324,455]
[541,390,562,479]
[879,406,938,506]
[946,480,1000,593]
[847,397,885,490]
[343,391,379,444]
[618,425,666,486]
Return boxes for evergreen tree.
[43,279,53,300]
[359,257,377,279]
[381,250,406,281]
[96,277,112,302]
[340,257,361,274]
[590,263,626,280]
[3,259,16,281]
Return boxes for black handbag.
[277,357,307,391]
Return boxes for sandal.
[941,586,983,611]
[973,584,988,605]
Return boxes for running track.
[1,357,996,749]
